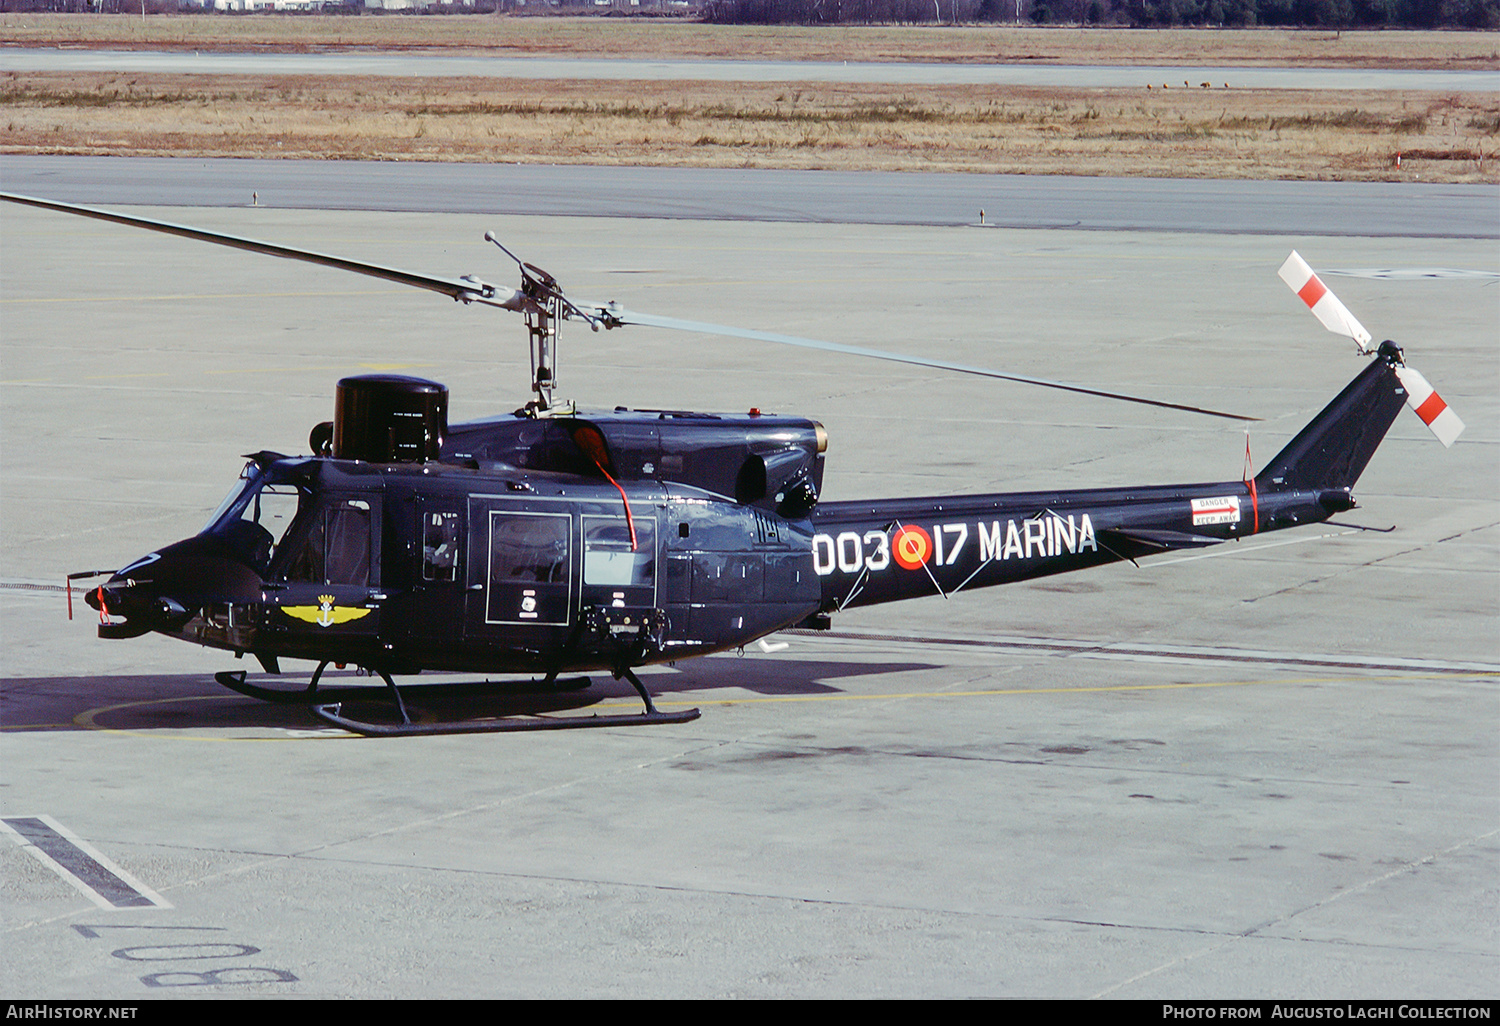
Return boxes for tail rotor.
[1278,250,1464,448]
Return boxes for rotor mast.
[485,232,608,416]
[521,263,562,413]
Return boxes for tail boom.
[810,479,1354,611]
[808,351,1408,613]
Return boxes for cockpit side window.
[284,499,372,587]
[422,511,461,583]
[285,511,325,584]
[325,502,371,586]
[218,483,304,576]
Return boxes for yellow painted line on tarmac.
[0,290,397,305]
[204,363,430,376]
[80,372,171,380]
[60,695,350,742]
[11,362,432,384]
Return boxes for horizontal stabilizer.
[1099,527,1222,551]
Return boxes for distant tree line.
[702,0,1498,26]
[5,0,1493,22]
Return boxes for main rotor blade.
[602,307,1257,422]
[1,192,523,309]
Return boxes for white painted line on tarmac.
[1,815,171,910]
[1322,268,1500,280]
[795,628,1500,676]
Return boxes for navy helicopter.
[3,193,1463,737]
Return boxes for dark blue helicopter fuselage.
[87,347,1409,682]
[91,407,829,677]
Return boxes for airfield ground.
[0,10,1495,1000]
[0,191,1495,997]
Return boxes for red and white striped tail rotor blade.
[1393,366,1465,448]
[1278,251,1373,352]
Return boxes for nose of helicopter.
[82,535,265,639]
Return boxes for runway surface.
[3,48,1495,91]
[0,168,1495,998]
[5,155,1497,238]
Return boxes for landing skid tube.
[216,663,410,721]
[212,664,591,706]
[214,664,698,737]
[313,668,699,737]
[214,661,339,705]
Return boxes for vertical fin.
[1256,345,1406,492]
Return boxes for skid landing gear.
[215,661,343,704]
[214,663,699,737]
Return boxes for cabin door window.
[484,510,572,626]
[422,510,462,583]
[581,515,657,611]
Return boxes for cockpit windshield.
[202,470,256,535]
[202,463,311,575]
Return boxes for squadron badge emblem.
[282,595,372,628]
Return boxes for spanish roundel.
[892,525,933,570]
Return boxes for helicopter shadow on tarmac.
[0,653,946,734]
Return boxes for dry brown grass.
[1,71,1494,182]
[2,17,1495,181]
[1,15,1497,69]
